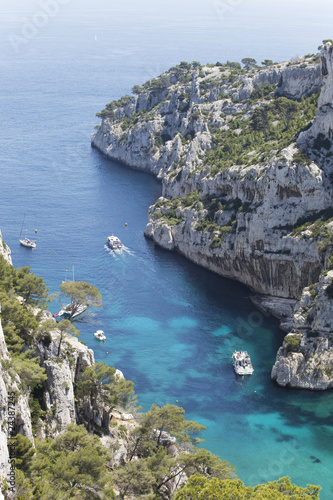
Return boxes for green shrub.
[209,237,221,249]
[284,334,301,353]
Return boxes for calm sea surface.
[1,0,333,496]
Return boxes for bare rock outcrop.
[34,329,95,436]
[0,231,11,265]
[271,270,333,389]
[299,42,333,151]
[0,318,34,498]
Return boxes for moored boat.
[94,330,106,340]
[232,351,254,375]
[53,303,88,320]
[107,235,122,250]
[19,237,36,249]
[19,215,36,248]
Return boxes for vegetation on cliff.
[0,256,49,392]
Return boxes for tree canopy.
[13,266,49,308]
[76,362,136,415]
[59,280,102,320]
[22,424,114,499]
[142,404,206,446]
[117,404,236,498]
[241,57,257,69]
[0,256,48,393]
[173,475,321,500]
[261,59,274,67]
[55,319,80,356]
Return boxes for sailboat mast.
[19,214,26,239]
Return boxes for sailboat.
[19,215,36,248]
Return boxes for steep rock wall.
[271,270,333,389]
[146,142,331,297]
[299,42,333,149]
[0,231,11,265]
[35,328,95,436]
[0,320,10,499]
[0,318,34,498]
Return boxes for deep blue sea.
[1,0,333,497]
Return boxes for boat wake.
[122,245,135,256]
[104,244,134,258]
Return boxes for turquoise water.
[1,1,333,497]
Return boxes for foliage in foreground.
[0,256,49,392]
[10,425,114,500]
[173,475,321,500]
[109,404,237,499]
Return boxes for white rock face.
[0,320,10,498]
[35,330,95,436]
[0,231,12,265]
[146,143,331,297]
[299,43,333,149]
[0,318,34,499]
[271,271,333,389]
[278,62,321,99]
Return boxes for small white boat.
[107,235,122,250]
[19,215,36,248]
[232,351,254,375]
[94,330,106,341]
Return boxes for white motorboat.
[232,351,254,375]
[94,330,106,341]
[107,235,122,250]
[19,215,36,248]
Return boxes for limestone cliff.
[271,270,333,389]
[0,233,118,495]
[34,325,95,436]
[1,235,34,497]
[299,41,333,150]
[0,320,10,499]
[92,44,333,389]
[0,317,34,498]
[0,231,11,265]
